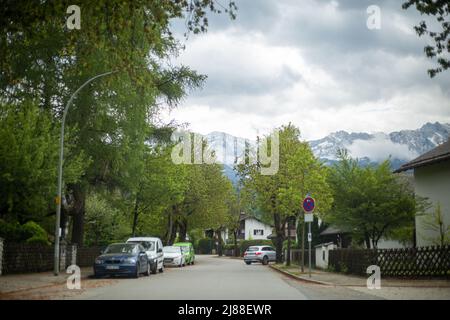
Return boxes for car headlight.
[124,258,137,264]
[95,258,103,264]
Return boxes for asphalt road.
[72,255,381,300]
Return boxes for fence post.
[71,244,77,266]
[59,241,67,272]
[0,237,4,276]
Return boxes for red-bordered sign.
[302,196,315,212]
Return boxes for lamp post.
[54,71,116,275]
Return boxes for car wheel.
[151,263,157,274]
[245,261,251,265]
[134,263,140,278]
[192,260,195,265]
[262,256,269,265]
[144,263,151,276]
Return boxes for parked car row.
[93,237,195,278]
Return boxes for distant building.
[238,214,273,240]
[395,138,450,247]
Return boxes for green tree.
[0,1,237,245]
[402,1,450,77]
[238,124,333,263]
[0,101,86,225]
[327,151,425,248]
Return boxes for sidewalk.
[0,267,95,299]
[270,264,450,288]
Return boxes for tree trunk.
[131,196,139,237]
[217,228,223,257]
[286,218,291,266]
[178,219,187,242]
[274,213,284,263]
[167,217,178,245]
[301,217,305,272]
[364,232,371,249]
[233,230,239,257]
[71,184,86,246]
[166,210,173,245]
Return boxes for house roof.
[394,138,450,173]
[314,242,335,248]
[240,213,274,229]
[319,226,350,236]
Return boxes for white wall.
[414,161,450,247]
[374,238,409,249]
[244,218,272,240]
[315,243,337,269]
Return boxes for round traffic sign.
[302,196,315,212]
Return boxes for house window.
[253,229,264,236]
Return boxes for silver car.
[244,246,276,265]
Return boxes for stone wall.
[3,243,54,274]
[1,242,102,274]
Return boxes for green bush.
[26,236,51,246]
[282,240,301,250]
[223,243,236,250]
[0,219,49,245]
[0,219,23,241]
[240,239,274,254]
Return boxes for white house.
[395,138,450,247]
[239,214,273,240]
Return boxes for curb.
[269,265,334,286]
[269,265,450,288]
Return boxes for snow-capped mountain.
[309,122,450,167]
[203,122,450,182]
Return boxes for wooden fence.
[328,245,450,278]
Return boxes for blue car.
[94,243,150,278]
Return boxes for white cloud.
[163,0,450,141]
[347,135,419,161]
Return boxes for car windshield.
[104,244,137,254]
[128,241,155,251]
[180,247,189,253]
[247,247,259,252]
[163,246,181,253]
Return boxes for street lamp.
[54,71,116,275]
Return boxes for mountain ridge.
[202,122,450,184]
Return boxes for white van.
[126,237,164,274]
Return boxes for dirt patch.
[0,278,118,300]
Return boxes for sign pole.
[308,221,311,278]
[302,194,315,278]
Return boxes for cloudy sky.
[162,0,450,141]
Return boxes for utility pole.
[54,71,116,276]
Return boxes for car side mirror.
[140,251,146,255]
[157,248,163,253]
